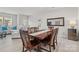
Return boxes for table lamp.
[69,20,76,29]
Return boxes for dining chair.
[40,29,54,52]
[54,28,59,45]
[40,28,58,52]
[19,29,40,52]
[50,28,59,50]
[28,27,39,34]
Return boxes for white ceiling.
[0,7,62,15]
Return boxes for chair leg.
[55,36,57,45]
[22,46,24,52]
[49,45,51,52]
[40,43,51,52]
[29,49,31,52]
[56,39,57,45]
[37,45,42,52]
[50,42,55,50]
[53,42,55,50]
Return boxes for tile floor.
[0,35,79,52]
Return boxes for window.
[0,16,3,25]
[4,17,12,27]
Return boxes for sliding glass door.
[0,13,17,31]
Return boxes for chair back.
[28,27,39,33]
[54,28,58,40]
[51,28,59,44]
[12,26,17,30]
[55,28,58,36]
[48,29,54,43]
[1,25,8,31]
[19,29,29,47]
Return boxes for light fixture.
[69,20,76,29]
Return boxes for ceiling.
[0,7,62,15]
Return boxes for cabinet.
[68,29,77,41]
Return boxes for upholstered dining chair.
[19,29,40,52]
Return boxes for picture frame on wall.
[47,17,64,26]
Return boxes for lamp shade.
[69,20,76,28]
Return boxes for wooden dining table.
[29,29,52,52]
[29,30,51,40]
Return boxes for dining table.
[29,29,52,51]
[29,30,51,40]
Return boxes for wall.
[77,8,79,38]
[18,14,29,29]
[0,7,78,38]
[38,7,78,38]
[28,16,39,27]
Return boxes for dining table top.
[29,29,52,40]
